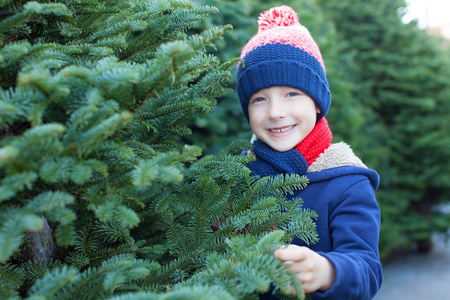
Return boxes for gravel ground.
[374,232,450,300]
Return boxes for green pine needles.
[0,1,318,299]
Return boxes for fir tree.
[0,1,318,299]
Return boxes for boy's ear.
[316,106,321,114]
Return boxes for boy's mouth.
[269,125,295,133]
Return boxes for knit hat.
[237,5,331,122]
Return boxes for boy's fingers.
[274,245,308,262]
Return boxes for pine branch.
[20,258,62,291]
[0,263,25,298]
[93,219,134,244]
[186,231,304,300]
[0,2,70,35]
[28,265,79,297]
[254,173,309,196]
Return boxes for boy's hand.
[274,245,336,294]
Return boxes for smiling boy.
[248,86,320,152]
[237,6,382,300]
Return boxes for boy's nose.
[268,100,287,119]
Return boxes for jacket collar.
[307,142,367,173]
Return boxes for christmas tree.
[0,1,318,299]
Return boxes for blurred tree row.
[191,0,450,259]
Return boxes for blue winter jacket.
[257,142,382,300]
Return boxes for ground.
[374,232,450,299]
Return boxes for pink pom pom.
[257,5,299,32]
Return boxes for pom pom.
[257,5,299,32]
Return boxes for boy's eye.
[251,97,265,103]
[287,92,299,97]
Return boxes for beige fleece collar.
[307,142,367,173]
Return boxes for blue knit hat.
[237,6,331,122]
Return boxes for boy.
[237,6,382,300]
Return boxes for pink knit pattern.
[258,5,299,32]
[240,6,325,69]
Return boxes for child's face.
[248,86,320,152]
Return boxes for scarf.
[248,118,332,177]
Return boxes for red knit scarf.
[295,118,332,166]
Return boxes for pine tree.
[0,1,318,299]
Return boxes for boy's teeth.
[270,125,294,133]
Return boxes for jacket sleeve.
[310,177,382,300]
